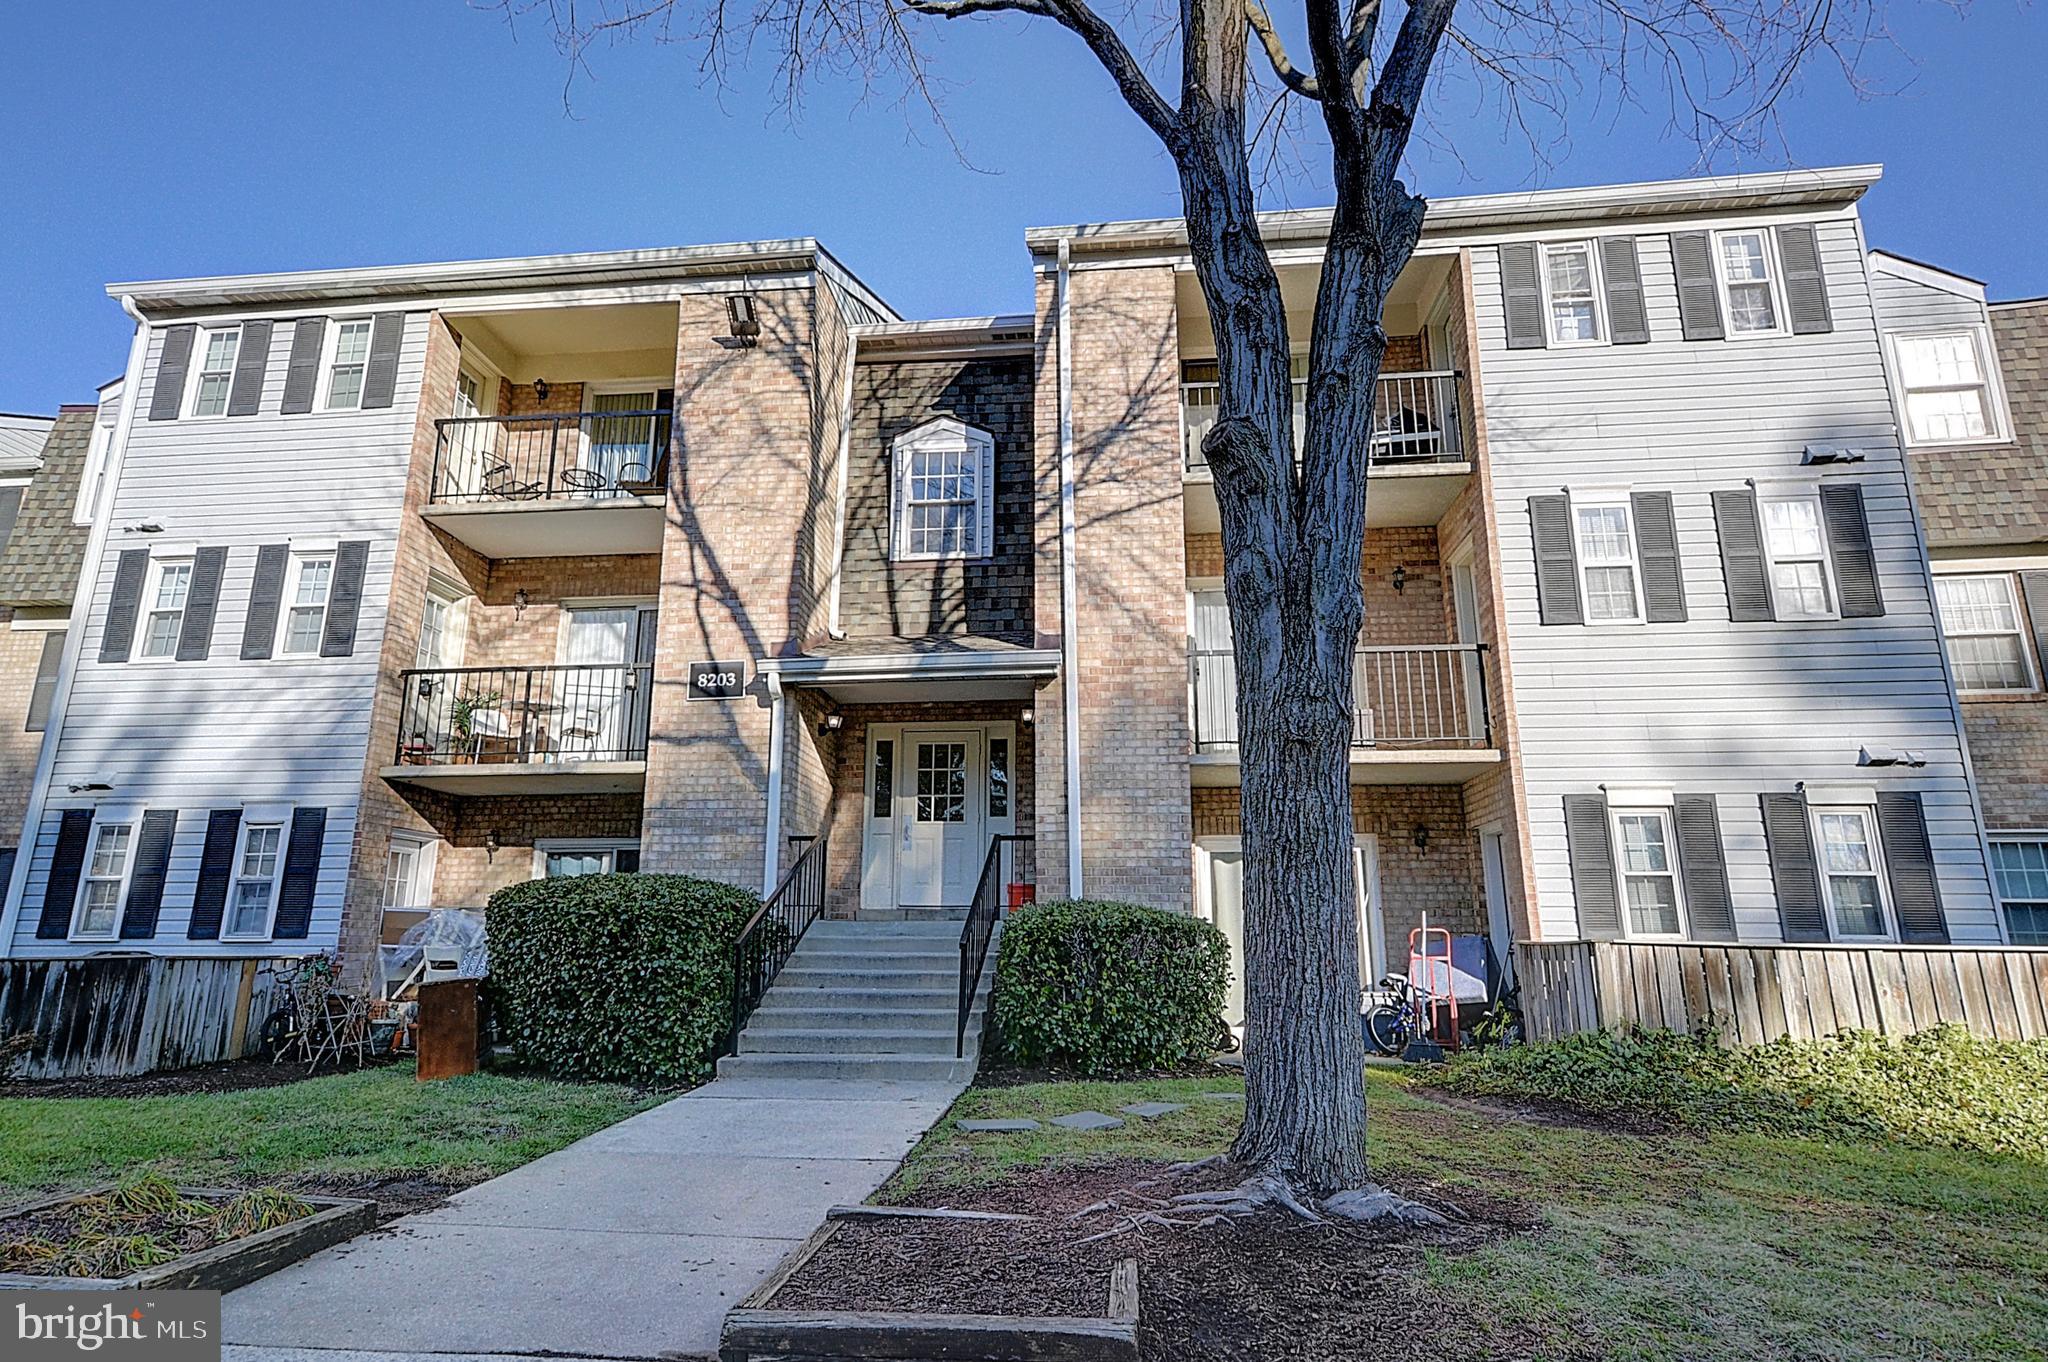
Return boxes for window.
[383,835,434,910]
[1811,807,1890,940]
[1573,498,1643,623]
[188,327,241,418]
[541,843,640,877]
[1990,839,2048,946]
[915,741,967,823]
[26,629,64,732]
[415,580,467,669]
[323,320,374,411]
[871,739,894,819]
[1540,241,1603,344]
[1894,329,2003,445]
[1713,229,1785,336]
[72,819,137,939]
[280,553,335,656]
[137,559,193,660]
[891,420,994,561]
[1612,808,1685,937]
[988,737,1010,819]
[225,821,284,939]
[1759,493,1835,620]
[1934,574,2036,692]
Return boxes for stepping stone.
[957,1118,1041,1134]
[1199,1091,1246,1103]
[1120,1102,1188,1120]
[1049,1110,1125,1131]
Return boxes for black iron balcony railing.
[730,834,830,1056]
[1190,643,1490,752]
[1182,370,1465,470]
[394,663,654,766]
[430,410,672,505]
[960,834,1034,1057]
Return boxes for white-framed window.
[74,385,122,527]
[1892,328,2006,446]
[186,326,242,419]
[136,558,194,660]
[224,819,286,940]
[1712,229,1786,337]
[891,419,995,562]
[1758,492,1836,620]
[1810,805,1892,941]
[536,839,641,878]
[1933,574,2037,693]
[383,833,437,910]
[279,552,335,657]
[71,816,139,940]
[1573,496,1644,624]
[1611,807,1686,938]
[1989,838,2048,946]
[321,319,375,411]
[1540,241,1604,345]
[415,578,468,670]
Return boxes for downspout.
[1057,240,1085,898]
[761,670,787,896]
[0,297,152,953]
[825,320,859,641]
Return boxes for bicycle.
[1361,974,1421,1057]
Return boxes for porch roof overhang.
[761,648,1062,704]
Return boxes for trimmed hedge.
[992,899,1229,1074]
[487,873,761,1085]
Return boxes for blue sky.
[1,1,2041,411]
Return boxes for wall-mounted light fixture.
[1020,708,1035,725]
[513,588,530,618]
[485,829,501,863]
[1392,564,1407,594]
[822,713,845,733]
[726,294,761,347]
[533,378,551,404]
[1412,823,1430,852]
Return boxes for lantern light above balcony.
[727,293,761,347]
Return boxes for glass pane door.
[583,391,657,495]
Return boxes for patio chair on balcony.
[481,461,545,501]
[614,459,663,497]
[467,708,517,762]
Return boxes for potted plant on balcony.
[449,687,504,764]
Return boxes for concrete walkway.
[221,1075,964,1362]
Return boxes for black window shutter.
[187,808,242,940]
[118,809,179,939]
[1499,244,1547,350]
[148,325,196,421]
[1530,494,1584,625]
[319,540,370,657]
[26,631,63,732]
[1600,237,1651,344]
[1564,795,1623,941]
[360,314,406,410]
[272,808,327,940]
[1712,489,1775,622]
[241,544,290,659]
[1673,795,1737,942]
[1631,491,1687,623]
[1821,484,1883,618]
[1761,793,1829,943]
[279,319,326,415]
[226,319,274,416]
[36,808,94,938]
[1775,224,1834,336]
[1669,233,1726,342]
[99,549,151,662]
[2021,573,2048,677]
[1877,791,1948,944]
[175,546,228,662]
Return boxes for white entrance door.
[895,729,985,909]
[1199,837,1380,1030]
[1189,589,1236,748]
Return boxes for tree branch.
[1244,0,1322,98]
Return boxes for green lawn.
[0,1064,660,1200]
[891,1068,2048,1361]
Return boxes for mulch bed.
[971,1059,1241,1088]
[277,1174,464,1221]
[0,1052,409,1100]
[775,1159,1569,1362]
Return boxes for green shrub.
[992,899,1229,1074]
[1431,1023,2048,1161]
[487,873,762,1085]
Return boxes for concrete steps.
[717,918,996,1084]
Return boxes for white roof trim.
[1869,250,1987,303]
[762,649,1062,685]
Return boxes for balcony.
[381,663,653,795]
[421,410,670,559]
[1188,643,1499,785]
[1181,371,1472,532]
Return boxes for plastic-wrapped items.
[396,909,489,982]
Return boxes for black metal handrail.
[960,834,1034,1057]
[1189,643,1491,752]
[1182,370,1466,471]
[394,663,654,765]
[730,834,829,1056]
[430,409,673,505]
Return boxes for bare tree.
[499,0,1914,1209]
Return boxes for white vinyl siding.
[1474,218,1998,946]
[1933,574,2035,693]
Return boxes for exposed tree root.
[1067,1158,1452,1244]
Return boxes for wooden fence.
[1517,940,2048,1047]
[0,956,296,1079]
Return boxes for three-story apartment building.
[1,165,2030,1062]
